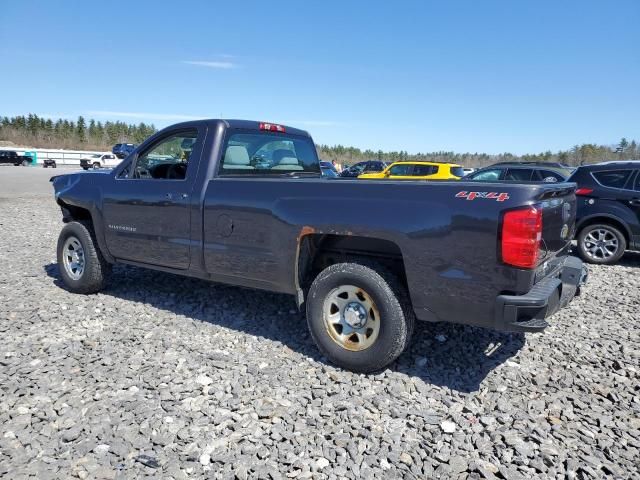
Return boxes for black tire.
[577,223,626,265]
[53,164,57,168]
[306,261,414,373]
[92,162,100,170]
[57,221,111,294]
[82,167,89,171]
[21,159,29,166]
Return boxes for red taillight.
[575,187,593,196]
[501,206,543,269]
[259,122,286,133]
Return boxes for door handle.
[165,193,188,200]
[630,199,640,206]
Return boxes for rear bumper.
[495,256,587,332]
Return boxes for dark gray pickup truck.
[51,119,587,372]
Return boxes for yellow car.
[358,161,464,180]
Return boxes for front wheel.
[92,162,100,170]
[57,221,111,294]
[21,159,29,166]
[577,223,626,265]
[306,261,414,373]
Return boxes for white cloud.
[182,60,237,69]
[87,110,203,121]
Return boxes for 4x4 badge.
[456,191,510,202]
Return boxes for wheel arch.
[576,214,631,244]
[295,232,409,307]
[56,199,115,263]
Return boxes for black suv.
[0,150,32,166]
[465,162,573,183]
[569,161,640,264]
[340,160,388,177]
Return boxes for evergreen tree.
[76,116,87,143]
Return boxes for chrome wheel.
[582,228,619,260]
[322,285,380,351]
[62,236,85,280]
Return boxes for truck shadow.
[44,263,525,393]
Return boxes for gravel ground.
[1,191,639,479]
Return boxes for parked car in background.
[43,158,57,168]
[569,161,640,265]
[462,167,476,176]
[0,150,32,166]
[466,162,572,183]
[340,160,388,177]
[320,161,338,175]
[321,166,338,177]
[358,161,464,180]
[52,119,586,372]
[112,143,137,159]
[80,153,121,170]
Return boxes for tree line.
[1,113,637,167]
[0,114,157,151]
[318,139,639,168]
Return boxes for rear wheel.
[57,221,111,294]
[92,162,101,169]
[577,223,626,265]
[306,261,414,373]
[21,159,29,166]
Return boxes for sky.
[0,0,638,154]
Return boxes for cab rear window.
[450,166,464,177]
[220,130,320,175]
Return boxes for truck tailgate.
[536,184,576,261]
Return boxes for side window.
[220,131,320,175]
[132,129,198,180]
[635,171,640,191]
[471,169,503,181]
[450,166,465,177]
[504,168,533,181]
[592,170,633,189]
[413,165,437,176]
[367,162,385,172]
[388,164,413,176]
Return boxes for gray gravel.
[1,190,639,479]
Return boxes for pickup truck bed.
[51,119,586,372]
